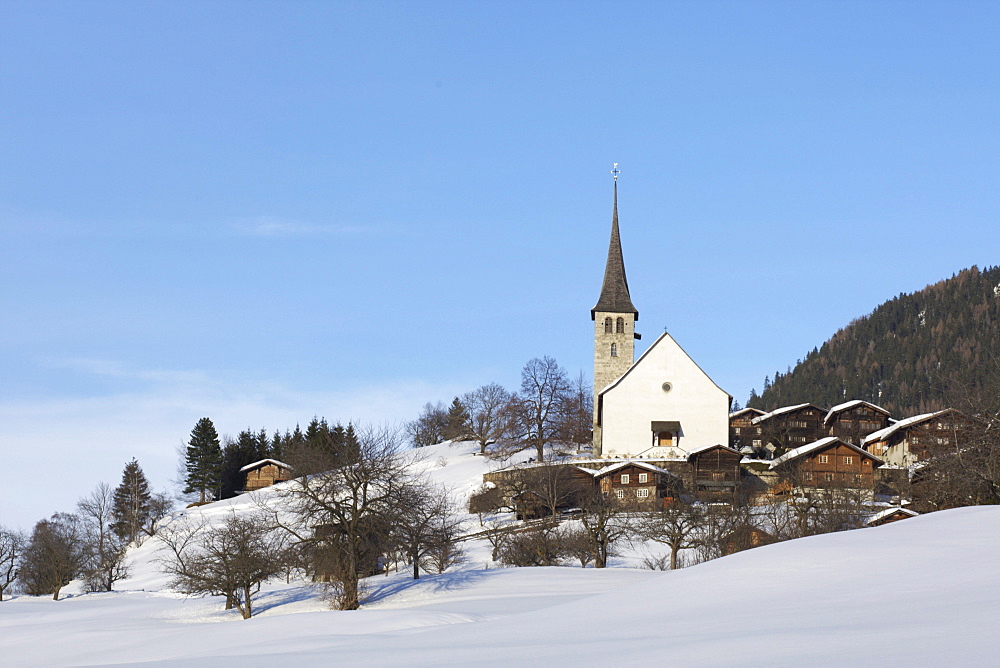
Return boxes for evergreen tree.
[111,459,152,546]
[443,397,471,441]
[219,429,269,499]
[184,417,223,503]
[754,265,1000,415]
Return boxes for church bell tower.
[591,165,639,456]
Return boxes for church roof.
[591,181,639,320]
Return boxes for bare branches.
[158,511,286,619]
[0,527,24,601]
[637,500,705,570]
[267,424,420,610]
[463,383,514,455]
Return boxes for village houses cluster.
[476,172,978,525]
[234,173,977,529]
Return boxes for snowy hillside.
[1,441,998,665]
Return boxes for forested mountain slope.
[749,266,1000,416]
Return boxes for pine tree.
[443,397,471,441]
[111,459,152,546]
[184,417,223,503]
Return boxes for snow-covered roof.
[239,458,293,472]
[824,400,891,425]
[866,507,920,526]
[685,443,741,458]
[751,403,822,424]
[730,408,765,419]
[861,410,950,446]
[590,460,678,479]
[769,437,883,469]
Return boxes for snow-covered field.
[2,441,998,666]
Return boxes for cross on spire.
[610,162,621,181]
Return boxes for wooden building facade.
[240,459,294,492]
[862,409,979,468]
[752,403,829,454]
[593,462,679,506]
[686,444,743,498]
[824,400,892,445]
[769,437,883,492]
[729,408,765,453]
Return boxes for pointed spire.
[591,178,639,320]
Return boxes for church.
[590,170,731,460]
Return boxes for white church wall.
[600,333,730,459]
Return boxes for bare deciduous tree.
[638,500,704,570]
[507,357,572,462]
[577,489,634,568]
[266,425,419,610]
[19,513,88,600]
[78,483,129,592]
[159,511,286,620]
[0,526,24,601]
[143,492,174,537]
[392,484,463,579]
[463,383,514,455]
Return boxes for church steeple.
[591,180,638,320]
[591,166,640,457]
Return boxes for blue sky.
[2,1,999,528]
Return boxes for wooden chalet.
[240,459,293,492]
[861,409,979,468]
[866,506,919,527]
[752,403,828,455]
[686,444,743,498]
[591,461,679,506]
[729,408,765,453]
[824,400,892,444]
[769,437,883,492]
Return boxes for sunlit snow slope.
[0,441,997,666]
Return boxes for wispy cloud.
[235,216,369,238]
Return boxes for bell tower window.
[604,317,613,333]
[610,343,618,357]
[616,317,625,334]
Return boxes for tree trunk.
[670,544,679,570]
[225,592,234,609]
[342,574,360,610]
[242,585,252,619]
[412,548,420,580]
[595,542,607,568]
[52,585,61,601]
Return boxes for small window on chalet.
[638,473,648,483]
[735,427,741,434]
[824,473,835,482]
[818,455,829,464]
[790,421,808,428]
[615,489,625,499]
[611,343,618,357]
[604,317,613,333]
[752,439,762,447]
[620,474,629,484]
[616,317,625,334]
[636,488,649,498]
[844,456,853,465]
[863,460,871,466]
[854,474,863,483]
[804,471,813,481]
